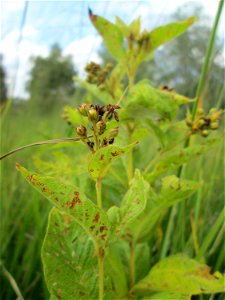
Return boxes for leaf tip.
[88,7,97,22]
[16,162,21,170]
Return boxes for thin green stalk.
[129,240,135,288]
[96,178,102,209]
[196,207,225,260]
[2,265,24,300]
[160,1,224,258]
[98,249,104,300]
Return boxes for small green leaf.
[149,16,196,51]
[132,254,225,296]
[88,142,138,180]
[116,16,129,37]
[146,138,221,182]
[89,10,125,60]
[160,88,196,104]
[42,208,99,299]
[63,105,88,127]
[121,80,178,121]
[129,17,141,37]
[17,164,110,248]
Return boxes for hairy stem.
[129,240,135,289]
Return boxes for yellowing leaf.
[133,254,225,297]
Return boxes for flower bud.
[76,125,87,137]
[197,108,204,116]
[109,126,119,139]
[88,108,99,122]
[210,121,219,130]
[198,119,205,128]
[78,103,90,116]
[201,129,209,137]
[210,110,222,122]
[96,120,106,135]
[185,118,192,127]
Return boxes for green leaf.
[88,142,138,180]
[116,17,129,37]
[42,208,99,300]
[132,254,225,296]
[16,164,110,248]
[63,105,88,127]
[127,176,199,242]
[149,16,196,51]
[117,170,149,236]
[121,80,178,121]
[159,88,196,104]
[105,244,128,298]
[146,138,221,183]
[89,10,125,61]
[129,17,141,37]
[145,292,190,300]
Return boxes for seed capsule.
[78,103,90,116]
[210,121,219,130]
[198,119,206,129]
[76,125,87,137]
[109,126,119,139]
[196,108,204,116]
[96,120,106,135]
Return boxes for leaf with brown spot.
[132,254,225,297]
[88,143,138,180]
[17,165,111,248]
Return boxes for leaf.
[146,138,221,183]
[149,16,196,51]
[121,80,178,121]
[42,208,99,300]
[129,17,141,37]
[132,254,225,296]
[105,244,128,298]
[63,105,88,127]
[145,292,190,300]
[159,88,196,104]
[116,16,129,37]
[117,170,149,236]
[88,142,138,180]
[89,10,125,61]
[16,164,110,248]
[127,176,199,242]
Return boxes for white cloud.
[63,35,102,78]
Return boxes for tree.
[27,44,77,112]
[0,55,8,105]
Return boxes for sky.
[0,0,224,98]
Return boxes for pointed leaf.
[88,142,138,180]
[149,16,196,50]
[146,138,221,183]
[89,11,125,60]
[133,254,225,296]
[16,164,110,248]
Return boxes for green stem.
[192,0,224,118]
[160,1,224,257]
[95,178,103,299]
[96,178,102,209]
[128,148,133,182]
[196,207,225,260]
[98,249,104,300]
[93,124,100,151]
[129,240,135,288]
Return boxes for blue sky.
[0,0,223,98]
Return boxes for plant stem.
[98,249,104,300]
[129,240,135,288]
[128,149,133,182]
[160,1,224,257]
[95,177,104,299]
[96,178,102,209]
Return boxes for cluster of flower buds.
[186,108,222,137]
[85,62,113,90]
[76,103,120,151]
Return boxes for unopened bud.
[185,118,192,127]
[78,103,90,116]
[96,120,106,135]
[88,108,99,122]
[76,125,87,137]
[210,110,222,122]
[201,129,209,137]
[109,126,119,139]
[198,119,205,128]
[210,121,219,130]
[197,108,204,116]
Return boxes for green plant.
[3,7,224,300]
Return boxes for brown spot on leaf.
[90,169,94,172]
[54,197,59,203]
[101,234,107,240]
[111,151,119,157]
[100,226,108,232]
[93,212,100,223]
[100,154,104,161]
[90,225,95,231]
[79,291,86,296]
[65,191,81,209]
